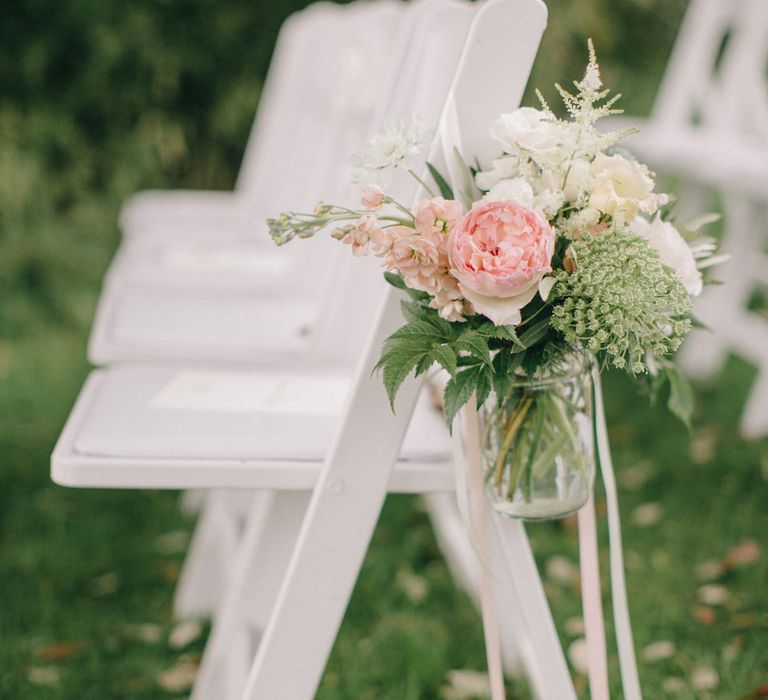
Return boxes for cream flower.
[630,216,703,296]
[588,153,663,223]
[475,156,520,191]
[490,107,563,156]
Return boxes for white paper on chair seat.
[102,287,315,360]
[149,370,348,416]
[110,242,291,291]
[73,365,449,463]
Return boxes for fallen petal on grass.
[661,677,686,694]
[693,606,716,625]
[695,559,725,581]
[698,584,730,606]
[691,665,719,691]
[631,502,663,527]
[690,425,718,464]
[723,540,760,569]
[564,616,585,637]
[89,571,121,597]
[546,556,579,586]
[618,460,655,490]
[169,620,203,650]
[123,623,163,644]
[396,567,429,604]
[567,638,588,675]
[36,640,88,662]
[156,656,199,693]
[441,669,491,699]
[154,530,190,555]
[642,640,675,662]
[27,666,61,686]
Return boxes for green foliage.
[664,365,694,431]
[426,162,454,200]
[379,274,561,429]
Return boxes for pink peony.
[448,200,555,325]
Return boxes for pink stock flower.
[361,185,385,210]
[448,200,555,325]
[343,215,380,256]
[386,234,441,292]
[370,225,409,256]
[413,198,463,243]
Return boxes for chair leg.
[423,493,523,675]
[488,514,577,700]
[191,490,310,700]
[173,490,241,620]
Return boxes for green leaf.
[516,317,552,350]
[456,330,491,365]
[383,271,407,290]
[376,347,424,409]
[492,349,523,398]
[443,367,479,431]
[665,367,694,430]
[430,345,457,377]
[387,320,451,346]
[443,364,495,430]
[426,162,454,200]
[475,322,525,349]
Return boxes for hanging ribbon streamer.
[461,398,506,700]
[593,368,643,700]
[577,495,610,699]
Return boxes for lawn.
[1,0,767,697]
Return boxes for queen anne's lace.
[551,229,692,373]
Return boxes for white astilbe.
[351,116,433,185]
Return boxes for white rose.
[589,153,661,222]
[475,156,519,191]
[491,107,562,155]
[484,177,535,207]
[630,217,703,296]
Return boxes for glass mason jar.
[480,355,595,521]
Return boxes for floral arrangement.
[269,44,720,517]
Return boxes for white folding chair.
[53,1,580,697]
[88,0,409,366]
[610,0,768,438]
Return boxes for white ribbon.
[593,368,643,699]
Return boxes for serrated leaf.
[376,347,425,409]
[476,322,525,348]
[426,162,454,200]
[475,364,493,408]
[666,367,694,430]
[430,345,457,377]
[443,367,480,431]
[388,320,450,343]
[456,330,491,365]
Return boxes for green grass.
[2,0,767,697]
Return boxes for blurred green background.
[2,0,767,697]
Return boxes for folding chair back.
[651,0,768,135]
[236,3,569,699]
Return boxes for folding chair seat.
[608,0,768,437]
